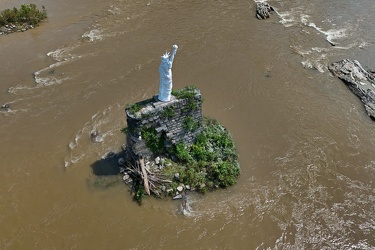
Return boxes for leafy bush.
[183,116,199,131]
[160,106,175,119]
[162,117,240,191]
[0,4,47,26]
[125,98,154,116]
[173,142,193,163]
[171,85,198,100]
[141,128,164,154]
[134,186,146,204]
[208,161,240,187]
[126,103,142,115]
[172,86,200,112]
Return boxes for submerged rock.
[329,59,375,119]
[1,104,10,111]
[256,2,275,19]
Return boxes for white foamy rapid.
[82,29,104,42]
[64,105,124,167]
[306,22,347,46]
[268,1,370,73]
[34,46,80,86]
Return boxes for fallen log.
[329,59,375,119]
[139,158,151,195]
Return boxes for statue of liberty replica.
[158,44,178,102]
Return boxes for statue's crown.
[161,51,170,59]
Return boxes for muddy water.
[1,0,374,249]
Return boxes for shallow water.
[1,0,374,249]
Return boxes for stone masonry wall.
[125,89,203,158]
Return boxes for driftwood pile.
[118,149,190,211]
[120,153,172,198]
[329,59,375,119]
[256,2,275,19]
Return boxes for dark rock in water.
[329,59,375,119]
[90,130,98,140]
[1,104,10,111]
[256,2,274,19]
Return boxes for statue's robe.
[158,47,177,102]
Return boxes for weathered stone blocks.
[126,88,203,158]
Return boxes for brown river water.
[1,0,374,249]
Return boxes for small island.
[0,4,47,35]
[120,86,241,204]
[91,45,240,207]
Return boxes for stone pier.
[125,87,203,158]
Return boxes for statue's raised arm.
[169,44,178,64]
[158,44,178,102]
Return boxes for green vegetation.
[122,86,240,200]
[141,112,152,119]
[171,85,198,99]
[134,186,146,204]
[160,106,175,119]
[141,127,165,154]
[127,117,239,202]
[126,103,142,115]
[183,116,200,131]
[0,4,47,26]
[125,86,199,118]
[162,117,240,191]
[172,85,200,112]
[173,142,194,163]
[125,98,154,116]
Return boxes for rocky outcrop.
[256,2,275,19]
[329,59,375,119]
[0,23,35,35]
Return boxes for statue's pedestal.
[125,88,203,158]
